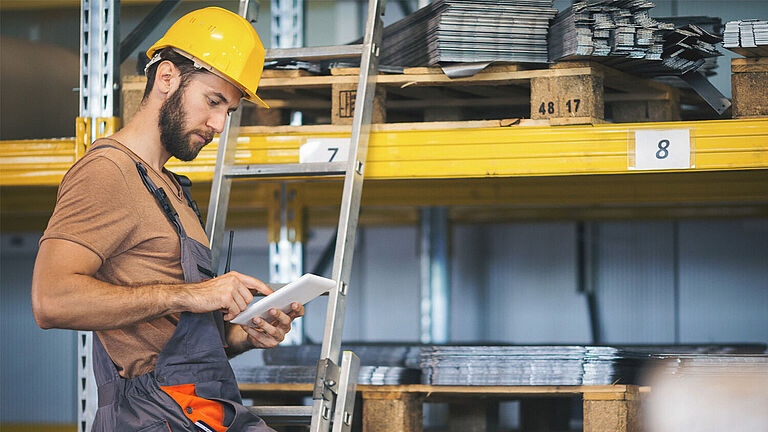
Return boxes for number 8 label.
[631,129,692,170]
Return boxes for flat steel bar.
[681,71,732,114]
[225,162,346,178]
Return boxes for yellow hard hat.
[147,7,268,107]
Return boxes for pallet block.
[531,63,604,124]
[331,68,387,125]
[362,392,422,432]
[732,57,768,119]
[583,386,641,432]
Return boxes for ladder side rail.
[206,99,243,269]
[310,0,385,430]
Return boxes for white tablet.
[230,274,336,327]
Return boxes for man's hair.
[142,47,207,102]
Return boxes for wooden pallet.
[239,383,644,432]
[122,62,685,127]
[731,57,768,119]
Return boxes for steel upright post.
[77,1,120,431]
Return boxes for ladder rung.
[225,162,347,178]
[247,405,313,426]
[266,44,364,61]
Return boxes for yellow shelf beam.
[2,119,767,231]
[2,119,768,186]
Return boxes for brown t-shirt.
[41,139,209,378]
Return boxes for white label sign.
[631,129,692,170]
[299,138,350,163]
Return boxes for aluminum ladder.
[205,1,386,430]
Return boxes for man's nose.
[207,111,228,133]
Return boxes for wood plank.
[237,119,548,134]
[239,383,634,395]
[262,69,315,78]
[331,67,360,76]
[732,57,768,73]
[389,97,529,109]
[260,98,329,109]
[258,67,599,89]
[548,116,609,126]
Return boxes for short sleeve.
[41,156,140,264]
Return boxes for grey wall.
[0,233,77,423]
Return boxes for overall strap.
[169,171,205,231]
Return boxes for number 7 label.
[629,129,693,170]
[300,138,350,163]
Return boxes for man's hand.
[182,271,273,320]
[241,302,305,349]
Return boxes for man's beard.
[158,85,213,162]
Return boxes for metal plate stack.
[233,344,422,385]
[549,2,725,78]
[653,354,768,377]
[724,20,768,57]
[234,365,421,385]
[378,0,558,66]
[657,17,723,77]
[630,23,723,78]
[548,0,671,63]
[419,345,646,386]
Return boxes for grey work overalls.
[89,144,274,432]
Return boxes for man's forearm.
[32,273,194,331]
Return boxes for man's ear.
[153,60,182,98]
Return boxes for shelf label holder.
[628,128,695,171]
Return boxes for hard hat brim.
[245,92,270,109]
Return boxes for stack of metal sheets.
[629,23,723,78]
[419,345,646,386]
[378,0,558,66]
[548,0,672,63]
[724,20,768,57]
[657,16,723,77]
[233,344,422,386]
[234,365,421,385]
[261,343,422,367]
[549,3,726,79]
[653,354,768,378]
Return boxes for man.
[31,7,295,431]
